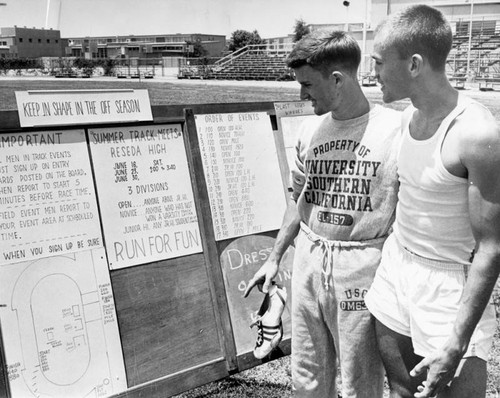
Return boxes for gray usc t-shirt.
[291,104,401,241]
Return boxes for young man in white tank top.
[365,5,500,398]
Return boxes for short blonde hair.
[376,5,452,71]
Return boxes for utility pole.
[45,0,62,30]
[362,0,369,74]
[343,0,369,75]
[466,0,474,76]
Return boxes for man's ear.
[331,71,344,87]
[409,54,424,77]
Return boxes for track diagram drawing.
[0,248,126,398]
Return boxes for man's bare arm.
[243,199,301,297]
[411,108,500,397]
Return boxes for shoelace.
[250,318,264,347]
[251,317,281,346]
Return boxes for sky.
[0,0,368,39]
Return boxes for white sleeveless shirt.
[393,95,475,264]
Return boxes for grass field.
[0,76,300,111]
[1,76,499,398]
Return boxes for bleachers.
[207,51,294,81]
[180,44,295,82]
[447,20,500,80]
[115,65,155,79]
[176,22,500,84]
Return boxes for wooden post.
[0,316,10,398]
[183,108,238,372]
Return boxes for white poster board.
[89,124,202,269]
[0,248,127,398]
[195,112,287,241]
[274,101,314,118]
[0,130,102,265]
[274,101,316,174]
[15,89,152,127]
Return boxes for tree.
[293,18,310,42]
[73,58,95,76]
[228,29,264,52]
[186,38,208,58]
[98,58,116,76]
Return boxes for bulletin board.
[184,106,294,370]
[0,100,305,398]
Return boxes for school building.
[0,26,68,58]
[65,33,226,59]
[0,27,226,60]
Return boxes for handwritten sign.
[274,101,314,118]
[89,124,202,269]
[274,102,316,188]
[15,89,153,127]
[195,112,287,241]
[0,129,102,265]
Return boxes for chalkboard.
[219,234,293,355]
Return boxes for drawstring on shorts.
[319,240,341,290]
[300,222,388,291]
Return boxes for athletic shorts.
[365,234,497,361]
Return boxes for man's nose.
[300,88,309,100]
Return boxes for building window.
[55,39,59,43]
[38,39,41,43]
[29,38,32,43]
[97,47,108,58]
[19,38,23,42]
[47,39,50,43]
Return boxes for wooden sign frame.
[0,101,296,398]
[183,105,293,372]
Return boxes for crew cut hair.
[377,4,452,71]
[286,30,361,76]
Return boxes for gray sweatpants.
[292,223,386,398]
